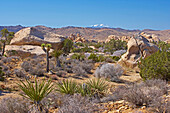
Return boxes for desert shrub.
[14,68,26,78]
[63,39,73,55]
[29,67,45,76]
[56,79,78,95]
[72,65,86,76]
[75,42,84,47]
[71,59,93,76]
[72,46,93,53]
[55,70,67,77]
[1,65,9,71]
[112,56,120,61]
[139,47,170,81]
[88,53,105,62]
[113,79,169,108]
[58,94,103,113]
[95,63,123,82]
[105,56,114,63]
[71,53,85,60]
[0,61,3,66]
[104,39,127,54]
[0,97,30,113]
[0,66,5,81]
[5,70,11,76]
[21,58,46,76]
[21,61,32,72]
[41,92,64,110]
[88,53,98,62]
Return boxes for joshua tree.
[0,28,9,56]
[0,28,14,56]
[41,43,52,72]
[51,49,63,67]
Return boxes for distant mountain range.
[0,25,170,41]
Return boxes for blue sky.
[0,0,170,30]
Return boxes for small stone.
[141,106,146,109]
[7,78,13,80]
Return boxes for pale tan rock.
[5,45,53,58]
[140,32,160,43]
[10,27,65,50]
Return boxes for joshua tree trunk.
[46,51,49,72]
[1,42,5,56]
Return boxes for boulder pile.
[118,35,159,68]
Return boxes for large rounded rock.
[118,35,159,68]
[10,27,65,50]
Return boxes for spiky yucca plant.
[77,83,92,96]
[86,78,108,98]
[17,79,54,111]
[56,79,77,95]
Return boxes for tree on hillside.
[62,39,73,55]
[139,43,170,81]
[51,49,63,67]
[0,28,14,56]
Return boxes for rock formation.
[118,35,159,68]
[140,32,160,43]
[106,32,160,43]
[6,27,65,57]
[10,27,65,49]
[105,35,131,43]
[68,33,87,43]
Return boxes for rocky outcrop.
[68,33,87,43]
[10,27,65,50]
[105,35,131,43]
[106,32,160,43]
[140,32,160,43]
[118,35,159,68]
[6,27,66,58]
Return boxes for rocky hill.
[1,25,170,41]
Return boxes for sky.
[0,0,170,30]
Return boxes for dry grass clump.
[58,94,104,113]
[0,97,30,113]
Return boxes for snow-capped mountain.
[91,24,109,28]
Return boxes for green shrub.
[139,46,170,81]
[75,42,84,47]
[71,53,85,60]
[88,53,105,62]
[72,48,82,53]
[88,53,99,62]
[63,39,73,55]
[104,39,127,54]
[112,56,120,61]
